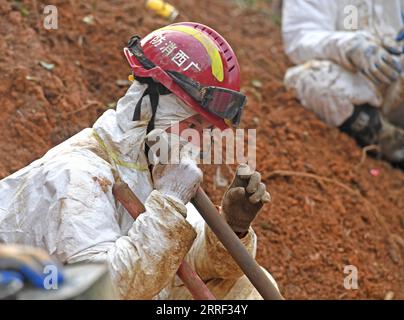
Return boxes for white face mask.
[114,81,196,132]
[153,94,197,131]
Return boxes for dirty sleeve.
[52,159,197,299]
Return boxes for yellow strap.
[92,129,149,171]
[159,25,224,82]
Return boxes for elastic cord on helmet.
[132,77,171,133]
[127,37,171,135]
[131,76,170,159]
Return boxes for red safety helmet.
[124,22,246,130]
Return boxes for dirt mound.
[0,0,403,299]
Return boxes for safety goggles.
[126,36,246,127]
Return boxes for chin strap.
[131,76,171,159]
[132,76,171,135]
[128,36,170,135]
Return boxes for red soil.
[0,0,402,299]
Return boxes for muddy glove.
[221,164,271,236]
[153,157,203,205]
[346,36,402,85]
[0,244,64,289]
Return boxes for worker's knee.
[284,60,382,127]
[285,60,346,95]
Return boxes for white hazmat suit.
[0,81,279,299]
[283,0,404,127]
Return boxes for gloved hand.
[346,36,402,85]
[221,164,271,236]
[0,244,64,289]
[153,157,203,205]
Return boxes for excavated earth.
[0,0,403,299]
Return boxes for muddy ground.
[0,0,403,299]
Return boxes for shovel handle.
[177,261,215,300]
[143,131,281,299]
[192,187,283,300]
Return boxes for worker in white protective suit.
[283,0,404,166]
[0,22,281,299]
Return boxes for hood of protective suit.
[92,81,197,169]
